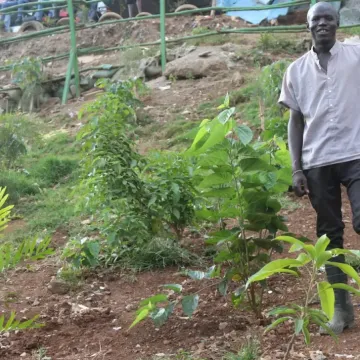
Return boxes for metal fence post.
[62,0,80,104]
[160,0,166,73]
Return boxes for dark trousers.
[304,160,360,250]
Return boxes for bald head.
[307,2,339,23]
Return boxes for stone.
[48,280,70,295]
[81,219,91,225]
[164,47,231,80]
[309,350,327,360]
[231,71,244,87]
[219,322,228,331]
[163,340,170,345]
[32,299,40,306]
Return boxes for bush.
[0,171,39,204]
[31,156,78,186]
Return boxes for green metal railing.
[0,0,357,103]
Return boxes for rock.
[163,340,170,345]
[164,47,231,80]
[81,219,91,225]
[125,304,137,312]
[48,280,70,295]
[309,350,327,360]
[231,71,244,87]
[20,353,27,357]
[340,7,360,26]
[32,299,40,306]
[4,87,22,102]
[219,322,228,331]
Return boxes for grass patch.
[120,237,202,271]
[257,33,301,55]
[0,171,40,205]
[339,27,360,36]
[30,156,78,187]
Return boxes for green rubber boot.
[319,255,355,335]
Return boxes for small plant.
[30,156,78,186]
[224,338,260,360]
[246,235,360,360]
[32,347,52,360]
[61,238,100,268]
[257,34,298,55]
[0,236,55,272]
[7,57,45,112]
[0,312,43,334]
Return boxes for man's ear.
[306,21,310,31]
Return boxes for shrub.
[30,156,78,186]
[0,171,39,204]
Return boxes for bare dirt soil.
[1,192,360,360]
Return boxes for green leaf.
[162,284,183,293]
[236,125,253,145]
[315,235,330,256]
[276,235,316,259]
[140,294,168,307]
[325,261,360,284]
[198,172,232,189]
[264,317,290,333]
[302,322,311,345]
[268,306,297,316]
[129,308,149,329]
[218,107,235,124]
[246,259,302,286]
[294,318,304,335]
[205,230,238,245]
[331,283,360,296]
[181,295,199,317]
[218,278,228,296]
[240,158,273,172]
[317,281,334,320]
[316,251,333,269]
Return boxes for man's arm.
[288,109,309,197]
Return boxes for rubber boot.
[320,255,355,335]
[128,4,136,18]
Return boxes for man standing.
[279,1,360,335]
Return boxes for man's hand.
[292,171,309,197]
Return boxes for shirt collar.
[311,40,341,58]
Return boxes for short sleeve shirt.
[278,41,360,170]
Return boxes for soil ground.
[0,13,360,360]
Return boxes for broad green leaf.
[294,318,304,335]
[198,172,232,189]
[331,283,360,296]
[129,308,149,329]
[240,158,273,172]
[201,187,236,199]
[315,235,330,256]
[140,294,168,307]
[264,316,290,333]
[236,125,253,145]
[246,259,302,286]
[205,230,238,245]
[181,295,199,317]
[295,253,312,265]
[186,270,206,280]
[315,250,333,269]
[276,235,316,259]
[325,261,360,284]
[317,281,334,320]
[197,151,228,167]
[162,284,183,293]
[187,119,210,152]
[218,107,235,124]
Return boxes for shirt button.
[330,119,334,122]
[330,104,333,107]
[328,77,331,80]
[329,90,332,93]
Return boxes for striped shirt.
[279,41,360,170]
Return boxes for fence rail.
[0,0,358,103]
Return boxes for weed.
[36,132,77,157]
[0,171,39,205]
[339,27,360,36]
[257,33,299,54]
[224,338,260,360]
[0,312,42,334]
[30,156,78,187]
[32,347,52,360]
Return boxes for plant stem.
[283,333,296,360]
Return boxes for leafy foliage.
[0,312,43,334]
[30,156,78,186]
[247,235,360,358]
[74,79,197,269]
[0,236,55,272]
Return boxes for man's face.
[307,5,338,44]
